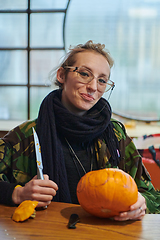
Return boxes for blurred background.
[0,0,160,123]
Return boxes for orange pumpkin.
[12,200,38,222]
[77,168,138,218]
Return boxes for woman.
[0,41,160,221]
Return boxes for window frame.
[0,0,71,119]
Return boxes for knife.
[32,127,47,209]
[32,127,44,180]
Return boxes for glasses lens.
[76,66,114,92]
[104,80,114,92]
[77,67,93,83]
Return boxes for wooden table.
[0,202,159,240]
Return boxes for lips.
[80,93,95,101]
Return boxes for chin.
[74,100,96,113]
[78,104,94,112]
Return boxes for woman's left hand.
[114,192,146,221]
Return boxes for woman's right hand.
[12,174,58,207]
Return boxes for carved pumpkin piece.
[77,168,138,218]
[12,200,38,222]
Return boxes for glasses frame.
[63,66,115,92]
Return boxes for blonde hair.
[49,40,114,88]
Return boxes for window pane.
[0,87,27,120]
[0,51,27,84]
[30,50,65,85]
[30,87,52,119]
[30,13,64,47]
[0,13,27,47]
[65,0,160,119]
[31,0,69,9]
[0,0,27,10]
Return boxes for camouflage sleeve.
[0,119,38,205]
[112,119,160,214]
[0,119,37,184]
[0,138,14,183]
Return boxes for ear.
[57,67,66,84]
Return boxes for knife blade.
[32,127,44,180]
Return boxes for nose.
[86,77,97,91]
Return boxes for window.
[0,0,160,122]
[0,0,69,120]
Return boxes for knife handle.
[37,166,44,180]
[37,168,47,209]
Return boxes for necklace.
[65,138,93,176]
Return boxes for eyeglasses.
[63,66,115,92]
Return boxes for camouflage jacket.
[0,118,160,213]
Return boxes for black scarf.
[36,89,120,203]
